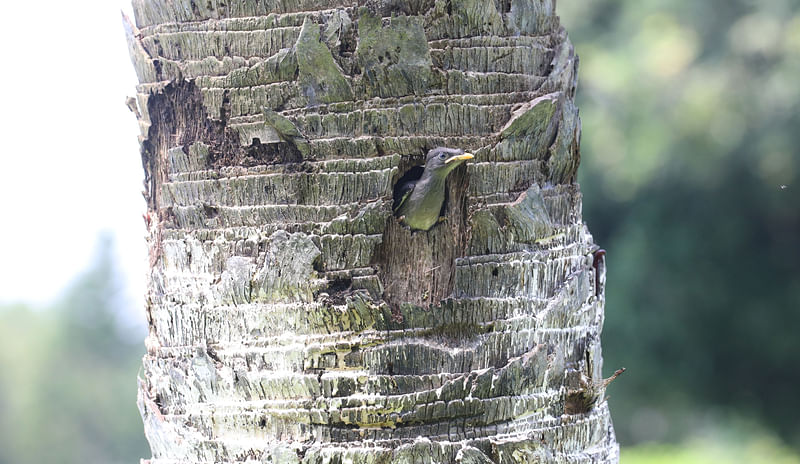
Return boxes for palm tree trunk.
[125,1,618,462]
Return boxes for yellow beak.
[445,152,474,164]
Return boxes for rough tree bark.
[124,1,618,462]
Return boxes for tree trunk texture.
[125,1,618,462]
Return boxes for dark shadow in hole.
[325,277,353,295]
[203,204,219,219]
[392,165,424,212]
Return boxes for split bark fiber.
[125,0,618,462]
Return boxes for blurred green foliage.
[623,432,800,464]
[559,0,800,449]
[621,417,800,463]
[0,236,148,464]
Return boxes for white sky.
[0,0,146,316]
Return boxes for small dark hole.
[564,391,594,415]
[492,268,499,277]
[312,255,324,272]
[203,204,219,219]
[325,277,352,294]
[258,417,267,428]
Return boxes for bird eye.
[439,153,446,160]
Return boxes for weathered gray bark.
[125,1,618,462]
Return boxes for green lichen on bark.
[507,0,559,35]
[427,0,504,37]
[468,184,556,255]
[547,99,581,184]
[355,8,436,97]
[322,9,353,54]
[496,92,563,163]
[296,17,353,105]
[501,93,560,139]
[262,108,310,156]
[221,48,298,89]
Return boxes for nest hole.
[373,156,472,313]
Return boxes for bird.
[393,147,474,231]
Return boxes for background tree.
[126,0,619,462]
[0,236,149,464]
[558,0,800,448]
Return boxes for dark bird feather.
[392,179,417,213]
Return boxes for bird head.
[424,147,474,177]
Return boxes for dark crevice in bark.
[202,204,219,219]
[152,59,162,81]
[189,0,200,17]
[143,79,306,214]
[241,138,305,166]
[143,80,216,212]
[153,393,165,411]
[592,249,606,297]
[313,274,354,305]
[391,162,425,212]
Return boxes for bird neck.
[418,169,447,195]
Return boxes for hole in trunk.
[372,160,471,313]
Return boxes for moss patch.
[355,9,436,97]
[296,18,353,105]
